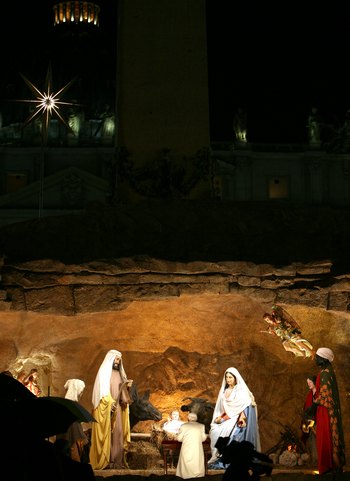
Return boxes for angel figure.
[262,305,314,359]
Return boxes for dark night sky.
[1,1,350,143]
[207,1,350,142]
[1,0,117,123]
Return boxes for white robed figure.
[176,413,207,479]
[208,367,260,467]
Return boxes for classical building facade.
[0,0,349,227]
[212,142,350,205]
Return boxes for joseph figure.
[89,349,133,469]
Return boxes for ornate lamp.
[53,1,101,27]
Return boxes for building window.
[268,176,289,199]
[6,172,28,193]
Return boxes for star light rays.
[18,65,79,145]
[16,65,80,218]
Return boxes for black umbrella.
[0,372,36,401]
[18,396,96,438]
[43,396,95,424]
[1,373,95,439]
[0,374,95,438]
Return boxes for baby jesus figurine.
[163,410,184,440]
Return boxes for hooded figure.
[208,367,260,468]
[56,379,89,462]
[89,350,133,470]
[65,379,85,402]
[311,347,346,475]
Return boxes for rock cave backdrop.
[0,200,349,461]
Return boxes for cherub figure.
[262,305,314,358]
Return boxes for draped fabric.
[109,369,131,467]
[304,389,314,411]
[89,394,114,470]
[314,364,346,475]
[209,367,260,466]
[64,379,85,402]
[301,386,317,464]
[211,367,255,426]
[301,388,315,445]
[163,419,184,435]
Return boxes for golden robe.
[89,369,131,470]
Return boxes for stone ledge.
[1,258,349,314]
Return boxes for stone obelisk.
[116,0,210,199]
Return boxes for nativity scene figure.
[262,305,314,359]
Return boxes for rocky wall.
[0,257,349,464]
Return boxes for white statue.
[233,108,247,142]
[307,107,321,143]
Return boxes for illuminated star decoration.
[18,64,79,144]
